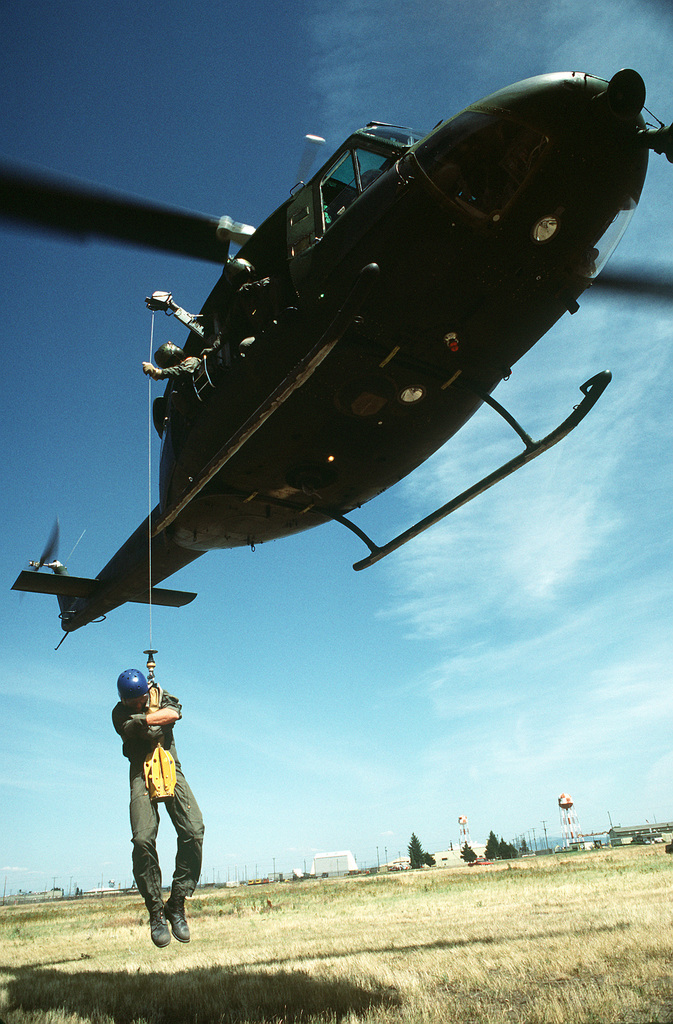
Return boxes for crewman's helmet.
[154,342,185,368]
[226,257,255,288]
[117,669,149,701]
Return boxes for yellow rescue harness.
[143,684,177,801]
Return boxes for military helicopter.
[8,68,673,633]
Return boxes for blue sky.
[2,0,673,893]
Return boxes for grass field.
[2,845,673,1023]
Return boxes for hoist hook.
[144,648,158,686]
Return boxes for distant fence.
[2,888,137,907]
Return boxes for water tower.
[558,793,582,848]
[458,815,471,849]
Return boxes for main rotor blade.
[0,164,231,263]
[593,268,673,302]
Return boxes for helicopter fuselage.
[161,71,647,552]
[11,70,653,630]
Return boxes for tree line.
[407,831,519,868]
[461,830,518,862]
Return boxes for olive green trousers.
[129,765,204,912]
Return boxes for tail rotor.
[29,517,60,571]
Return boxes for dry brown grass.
[2,845,673,1023]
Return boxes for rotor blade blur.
[0,164,232,263]
[592,268,673,302]
[295,134,326,185]
[38,517,60,569]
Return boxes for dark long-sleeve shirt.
[159,356,201,379]
[112,689,182,770]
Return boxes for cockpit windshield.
[415,111,548,218]
[577,198,638,279]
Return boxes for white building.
[310,851,358,877]
[432,844,487,866]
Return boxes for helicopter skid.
[337,371,612,570]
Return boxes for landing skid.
[329,371,612,571]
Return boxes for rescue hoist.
[142,648,177,801]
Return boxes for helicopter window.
[358,124,426,147]
[357,148,394,189]
[321,148,394,228]
[322,152,358,225]
[415,111,547,219]
[578,198,637,278]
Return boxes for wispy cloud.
[307,0,549,143]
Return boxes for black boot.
[165,893,190,942]
[149,907,171,948]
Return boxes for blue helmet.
[117,669,149,701]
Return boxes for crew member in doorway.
[142,342,201,380]
[112,669,204,947]
[141,258,282,381]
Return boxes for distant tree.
[408,833,423,868]
[461,842,477,863]
[498,838,518,860]
[520,837,529,855]
[408,832,434,869]
[485,831,500,860]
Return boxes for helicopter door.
[287,182,319,258]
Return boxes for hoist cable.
[147,312,155,651]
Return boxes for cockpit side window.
[322,152,358,226]
[357,149,393,189]
[321,148,394,228]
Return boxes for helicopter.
[8,68,673,634]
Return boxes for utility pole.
[541,820,549,852]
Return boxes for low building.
[432,844,487,866]
[609,822,673,845]
[385,856,411,871]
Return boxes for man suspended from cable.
[112,658,204,948]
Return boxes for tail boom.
[13,508,201,631]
